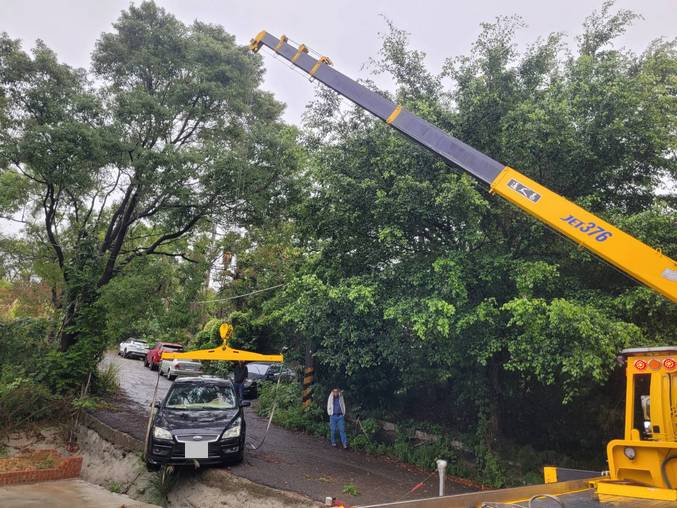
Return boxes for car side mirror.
[153,401,161,408]
[240,400,251,408]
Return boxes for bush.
[93,363,120,396]
[0,376,62,431]
[257,381,327,437]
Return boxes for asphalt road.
[99,352,472,506]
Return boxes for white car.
[118,338,149,359]
[159,358,203,380]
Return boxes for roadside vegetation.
[1,0,675,489]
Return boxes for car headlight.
[221,417,241,439]
[153,426,173,440]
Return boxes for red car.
[145,342,184,371]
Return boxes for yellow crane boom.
[250,31,677,302]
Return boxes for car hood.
[156,409,239,434]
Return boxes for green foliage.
[93,363,120,396]
[35,456,56,470]
[342,483,360,496]
[107,480,123,494]
[239,1,676,480]
[257,381,327,437]
[0,0,301,391]
[0,376,60,431]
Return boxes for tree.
[252,2,675,469]
[0,1,300,387]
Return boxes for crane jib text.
[560,215,613,242]
[507,179,541,203]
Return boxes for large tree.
[0,2,299,380]
[236,2,675,476]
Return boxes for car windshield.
[246,363,271,379]
[165,383,236,410]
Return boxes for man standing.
[233,361,248,401]
[327,388,348,449]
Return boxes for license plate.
[184,441,208,458]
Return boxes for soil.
[0,449,63,473]
[77,425,319,507]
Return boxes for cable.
[528,494,563,507]
[661,453,677,490]
[193,283,287,304]
[247,371,284,450]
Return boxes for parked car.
[145,342,184,371]
[247,362,296,382]
[227,373,258,400]
[145,376,249,470]
[231,363,295,400]
[118,338,149,359]
[159,358,203,380]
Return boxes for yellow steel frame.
[161,323,283,363]
[599,349,677,499]
[490,167,677,302]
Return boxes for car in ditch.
[145,376,249,470]
[159,358,203,380]
[145,342,184,370]
[118,338,149,359]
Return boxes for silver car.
[118,338,149,359]
[159,358,203,380]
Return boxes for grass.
[95,363,120,396]
[107,480,123,494]
[35,456,56,469]
[342,483,360,496]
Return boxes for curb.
[82,412,144,453]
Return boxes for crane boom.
[250,31,677,303]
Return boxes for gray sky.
[1,0,675,125]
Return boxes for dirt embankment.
[77,425,319,507]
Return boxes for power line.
[193,283,287,304]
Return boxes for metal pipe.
[436,459,448,497]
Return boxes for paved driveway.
[0,479,158,508]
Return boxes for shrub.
[0,376,62,431]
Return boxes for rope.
[247,371,284,450]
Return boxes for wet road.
[100,352,473,506]
[102,353,171,408]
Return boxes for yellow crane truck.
[249,31,676,507]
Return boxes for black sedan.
[145,376,249,470]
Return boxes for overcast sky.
[1,0,675,125]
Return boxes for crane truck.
[249,31,676,507]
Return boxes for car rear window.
[165,383,235,410]
[162,345,183,351]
